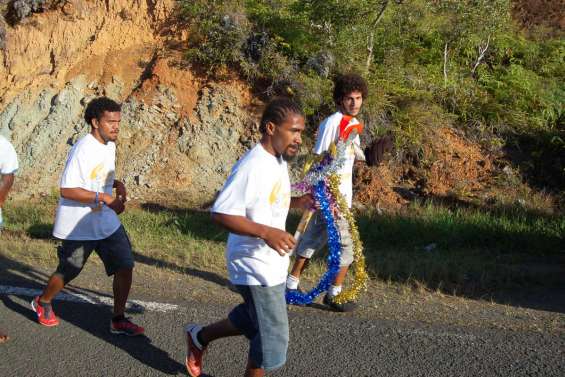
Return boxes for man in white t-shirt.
[0,135,18,230]
[184,98,313,377]
[32,97,144,336]
[286,73,369,312]
[0,134,18,344]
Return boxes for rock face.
[0,0,259,204]
[117,81,257,203]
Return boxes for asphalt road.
[1,285,564,377]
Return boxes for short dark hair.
[259,98,304,133]
[84,97,121,126]
[333,73,368,104]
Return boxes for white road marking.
[0,284,178,313]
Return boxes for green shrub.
[176,0,565,191]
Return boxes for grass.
[289,200,564,296]
[356,201,564,294]
[0,200,228,274]
[1,198,563,297]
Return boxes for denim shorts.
[295,210,354,267]
[55,225,134,284]
[228,283,289,371]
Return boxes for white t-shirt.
[0,136,19,226]
[314,111,361,207]
[212,143,291,287]
[52,134,121,240]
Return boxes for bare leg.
[289,256,310,279]
[333,266,349,287]
[113,268,132,316]
[199,318,242,345]
[244,358,265,377]
[40,274,65,303]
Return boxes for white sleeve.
[212,162,258,217]
[0,142,18,175]
[352,134,365,161]
[313,117,339,155]
[59,148,89,189]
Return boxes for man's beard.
[101,130,117,144]
[282,145,299,161]
[282,152,298,162]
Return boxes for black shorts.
[55,225,134,283]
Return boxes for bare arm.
[60,187,125,214]
[61,187,101,204]
[290,194,314,210]
[0,174,15,207]
[211,212,296,256]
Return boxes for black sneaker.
[323,294,357,312]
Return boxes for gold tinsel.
[326,173,369,304]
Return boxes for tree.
[428,0,510,82]
[293,0,407,72]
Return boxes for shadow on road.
[0,254,184,375]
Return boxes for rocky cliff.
[1,1,558,212]
[0,0,259,204]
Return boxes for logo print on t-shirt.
[90,163,106,181]
[269,178,290,215]
[89,163,111,192]
[269,180,281,206]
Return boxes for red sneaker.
[185,324,206,377]
[110,317,144,336]
[31,296,59,327]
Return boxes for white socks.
[286,275,299,290]
[328,285,342,297]
[286,274,341,297]
[287,276,343,297]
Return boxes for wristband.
[94,192,99,206]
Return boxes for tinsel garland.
[286,135,368,305]
[292,140,350,194]
[285,181,342,305]
[326,174,368,304]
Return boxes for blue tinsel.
[285,180,342,305]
